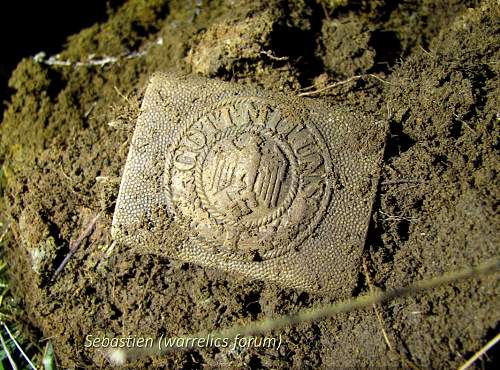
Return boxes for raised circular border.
[164,96,333,261]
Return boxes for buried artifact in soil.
[112,72,387,295]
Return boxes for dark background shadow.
[0,1,124,121]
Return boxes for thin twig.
[2,322,37,370]
[320,1,331,21]
[33,37,164,68]
[458,332,500,370]
[298,75,362,97]
[368,73,393,85]
[299,85,317,92]
[379,210,418,222]
[84,102,97,118]
[107,258,500,364]
[453,113,475,133]
[298,74,393,97]
[418,44,433,57]
[51,213,101,281]
[58,164,74,183]
[381,179,421,185]
[260,50,289,61]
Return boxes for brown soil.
[0,0,498,368]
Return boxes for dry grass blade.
[0,328,17,370]
[2,323,37,370]
[107,258,500,364]
[298,75,362,97]
[363,259,421,370]
[362,259,393,351]
[297,74,393,97]
[458,332,500,370]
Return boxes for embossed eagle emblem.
[208,133,288,215]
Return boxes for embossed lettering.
[245,102,270,127]
[185,129,207,151]
[221,106,234,128]
[301,153,323,177]
[165,97,332,260]
[199,116,218,131]
[276,119,300,137]
[287,126,319,157]
[243,101,258,126]
[173,149,197,171]
[303,176,323,198]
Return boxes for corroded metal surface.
[112,72,387,295]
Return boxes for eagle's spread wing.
[209,152,237,194]
[253,144,287,208]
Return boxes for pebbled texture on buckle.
[112,72,387,295]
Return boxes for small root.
[298,74,393,97]
[51,213,101,282]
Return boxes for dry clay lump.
[112,73,387,295]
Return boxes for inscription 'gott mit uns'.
[165,97,332,260]
[173,101,325,198]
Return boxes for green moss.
[63,0,169,59]
[0,60,53,185]
[186,11,275,76]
